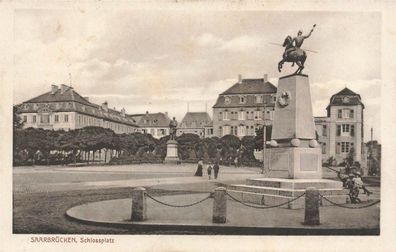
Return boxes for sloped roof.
[221,79,277,95]
[26,85,92,106]
[180,112,212,128]
[327,87,364,110]
[132,112,171,127]
[330,87,362,100]
[19,85,138,127]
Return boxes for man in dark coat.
[213,163,220,179]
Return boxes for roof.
[221,79,277,95]
[213,78,277,108]
[131,112,171,128]
[179,112,212,128]
[19,84,138,127]
[326,87,364,111]
[26,85,92,106]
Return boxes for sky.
[13,9,381,142]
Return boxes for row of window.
[141,128,168,136]
[337,109,354,119]
[219,125,257,137]
[224,95,276,105]
[23,114,69,124]
[320,141,354,154]
[318,124,356,137]
[220,110,273,121]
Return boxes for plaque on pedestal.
[164,139,180,164]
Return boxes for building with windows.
[17,84,138,134]
[177,112,213,138]
[212,74,277,138]
[314,88,365,165]
[130,111,171,139]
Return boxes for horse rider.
[283,27,315,59]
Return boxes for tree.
[254,126,272,151]
[13,106,24,130]
[345,147,355,166]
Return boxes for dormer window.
[239,96,246,104]
[256,95,263,103]
[343,97,350,103]
[224,96,231,104]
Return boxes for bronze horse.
[278,36,307,74]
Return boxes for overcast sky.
[13,10,381,142]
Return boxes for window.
[247,111,253,120]
[341,124,351,136]
[225,96,231,104]
[272,95,277,102]
[338,109,342,118]
[54,115,59,123]
[219,126,222,136]
[238,125,246,136]
[150,129,155,135]
[336,125,341,136]
[342,109,351,118]
[254,111,262,120]
[222,126,230,135]
[238,111,246,120]
[322,143,326,154]
[32,115,36,123]
[41,114,50,124]
[322,125,327,136]
[341,142,351,153]
[23,116,27,122]
[256,95,263,103]
[351,125,355,136]
[336,142,341,154]
[239,96,246,104]
[350,109,354,118]
[223,111,230,120]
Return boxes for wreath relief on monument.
[277,91,291,107]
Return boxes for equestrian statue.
[278,24,316,74]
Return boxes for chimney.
[60,84,68,94]
[101,101,108,111]
[121,108,125,117]
[51,84,58,94]
[84,96,89,102]
[238,74,242,84]
[263,74,268,83]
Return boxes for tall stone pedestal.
[229,74,343,208]
[164,140,180,164]
[269,74,321,179]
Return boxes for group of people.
[338,170,372,203]
[194,160,220,180]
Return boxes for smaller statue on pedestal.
[169,117,178,141]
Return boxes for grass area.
[13,182,224,234]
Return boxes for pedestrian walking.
[194,159,203,177]
[207,163,212,180]
[213,162,220,179]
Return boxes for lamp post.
[262,118,272,174]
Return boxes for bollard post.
[212,187,227,224]
[304,187,320,225]
[131,187,147,221]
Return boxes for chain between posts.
[226,192,306,209]
[145,192,213,208]
[319,194,380,209]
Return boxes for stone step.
[228,184,344,197]
[246,178,343,189]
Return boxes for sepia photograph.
[2,1,396,251]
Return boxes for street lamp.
[262,118,272,174]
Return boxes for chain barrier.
[145,192,213,208]
[319,194,380,209]
[226,192,306,209]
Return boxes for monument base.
[164,140,180,164]
[228,178,344,209]
[267,147,322,179]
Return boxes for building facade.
[212,74,277,138]
[177,112,213,138]
[314,88,365,165]
[17,84,138,134]
[130,111,171,139]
